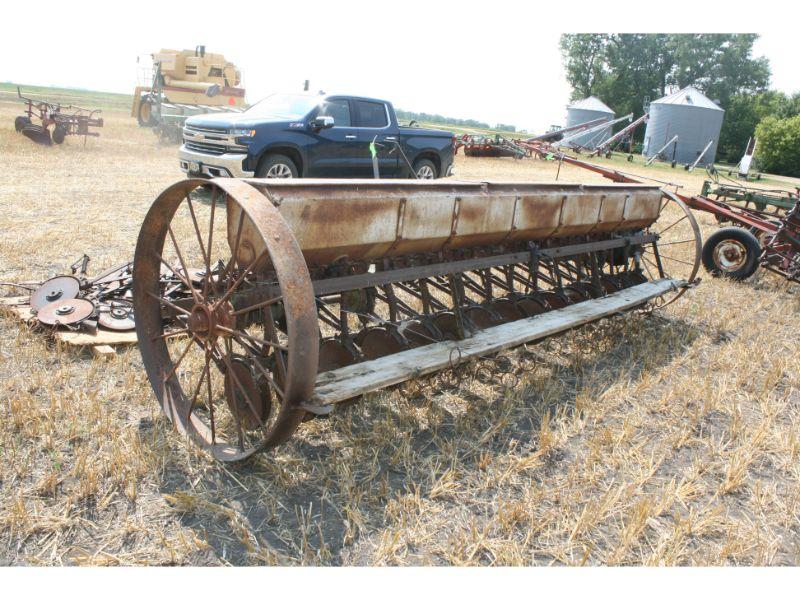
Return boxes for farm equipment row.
[456,114,649,162]
[131,177,700,460]
[13,87,103,145]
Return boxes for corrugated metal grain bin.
[565,96,615,149]
[643,86,724,166]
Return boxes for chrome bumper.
[178,146,254,178]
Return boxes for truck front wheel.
[256,154,298,178]
[413,158,438,179]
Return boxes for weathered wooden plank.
[312,279,682,406]
[55,329,138,346]
[91,344,117,360]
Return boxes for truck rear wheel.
[702,227,761,280]
[256,154,298,178]
[413,158,438,179]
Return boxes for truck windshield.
[244,94,320,120]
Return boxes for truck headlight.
[230,128,256,137]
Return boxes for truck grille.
[183,124,247,156]
[184,140,230,155]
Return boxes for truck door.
[306,99,363,177]
[353,99,399,178]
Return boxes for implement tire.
[702,227,761,281]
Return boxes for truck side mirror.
[313,115,334,130]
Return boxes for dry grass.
[1,93,800,566]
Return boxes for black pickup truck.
[178,93,455,179]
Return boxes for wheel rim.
[636,191,701,307]
[266,163,293,178]
[416,165,435,179]
[713,240,748,272]
[133,178,318,462]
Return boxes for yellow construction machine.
[132,46,247,142]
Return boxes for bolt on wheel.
[133,178,318,462]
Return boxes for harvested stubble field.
[1,89,799,566]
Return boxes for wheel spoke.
[213,247,268,309]
[221,209,246,285]
[185,195,211,289]
[156,253,203,304]
[205,347,216,445]
[653,253,696,267]
[655,238,697,247]
[151,327,190,342]
[205,188,218,297]
[230,335,285,400]
[186,347,209,420]
[146,290,191,316]
[220,343,269,432]
[167,225,203,304]
[230,294,283,316]
[643,255,663,277]
[215,340,246,451]
[264,304,288,382]
[657,214,688,237]
[217,326,288,352]
[163,335,196,383]
[640,255,656,280]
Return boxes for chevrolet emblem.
[195,133,205,140]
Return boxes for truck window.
[319,100,351,127]
[355,100,388,128]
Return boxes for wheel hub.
[187,301,236,339]
[714,241,746,271]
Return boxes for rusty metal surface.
[37,298,94,326]
[30,276,81,312]
[240,179,662,266]
[133,178,319,462]
[126,175,699,460]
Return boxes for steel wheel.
[266,163,293,178]
[636,190,701,307]
[133,178,318,462]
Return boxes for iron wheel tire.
[702,227,761,280]
[413,158,438,180]
[256,154,298,179]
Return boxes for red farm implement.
[14,86,103,146]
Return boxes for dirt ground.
[1,95,799,566]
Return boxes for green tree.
[717,91,799,162]
[559,34,609,99]
[755,115,800,176]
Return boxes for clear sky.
[2,0,797,134]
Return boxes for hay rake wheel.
[133,179,318,462]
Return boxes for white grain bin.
[643,86,724,166]
[565,96,615,149]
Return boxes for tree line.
[560,34,800,176]
[394,109,517,133]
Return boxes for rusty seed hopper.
[133,178,701,461]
